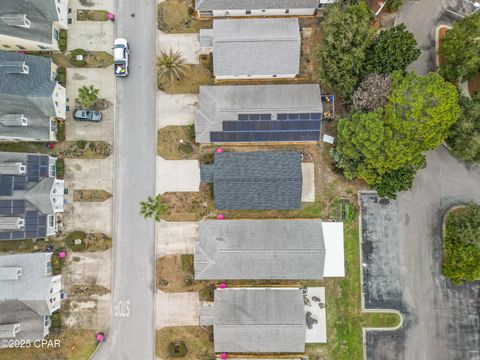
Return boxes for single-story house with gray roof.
[200,151,302,210]
[200,287,307,353]
[195,0,336,17]
[194,219,345,280]
[195,84,323,143]
[0,252,62,341]
[0,0,68,51]
[0,51,66,141]
[199,18,300,79]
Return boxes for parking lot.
[360,147,480,360]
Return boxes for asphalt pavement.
[93,0,157,359]
[363,147,480,360]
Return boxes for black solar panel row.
[0,210,48,240]
[0,200,26,215]
[223,120,321,132]
[26,155,49,182]
[277,113,322,120]
[210,130,320,142]
[238,114,272,121]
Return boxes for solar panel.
[0,233,11,240]
[0,176,13,196]
[223,120,321,132]
[237,113,272,121]
[278,113,323,121]
[13,176,26,190]
[210,130,321,142]
[238,114,249,121]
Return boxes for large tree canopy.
[447,95,480,162]
[333,71,460,197]
[439,12,480,82]
[363,24,420,75]
[317,2,374,99]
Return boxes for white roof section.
[200,18,300,77]
[322,222,345,277]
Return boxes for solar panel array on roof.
[210,131,321,142]
[238,114,272,121]
[0,175,27,196]
[0,200,25,215]
[0,210,47,240]
[211,112,322,142]
[26,155,49,182]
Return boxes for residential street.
[93,0,157,358]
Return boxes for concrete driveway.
[157,91,198,129]
[156,157,201,194]
[64,156,114,193]
[61,250,112,331]
[361,147,480,360]
[63,199,113,236]
[156,290,200,329]
[67,0,114,52]
[301,163,315,203]
[157,31,200,64]
[66,67,115,142]
[156,221,198,257]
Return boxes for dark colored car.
[73,109,102,122]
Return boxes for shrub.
[56,120,65,141]
[178,142,193,154]
[56,67,66,86]
[58,30,67,51]
[385,0,404,11]
[167,341,187,358]
[70,48,88,66]
[76,140,87,150]
[180,254,194,273]
[50,312,61,329]
[56,158,65,178]
[51,253,62,275]
[443,204,480,284]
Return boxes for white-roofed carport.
[322,222,345,277]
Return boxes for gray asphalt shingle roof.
[211,288,306,353]
[0,0,58,45]
[195,219,326,280]
[200,18,300,77]
[196,0,320,10]
[0,300,46,341]
[200,151,302,210]
[195,84,323,143]
[0,51,57,141]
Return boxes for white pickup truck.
[113,38,129,77]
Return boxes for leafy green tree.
[374,166,416,199]
[385,72,459,150]
[443,203,480,284]
[317,2,374,99]
[78,85,100,108]
[139,196,169,221]
[332,71,460,197]
[385,0,404,11]
[155,49,187,82]
[439,12,480,82]
[364,24,420,75]
[447,95,480,162]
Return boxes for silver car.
[73,109,102,122]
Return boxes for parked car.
[113,38,129,77]
[73,109,102,122]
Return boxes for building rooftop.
[195,84,323,143]
[196,0,320,11]
[195,219,326,280]
[199,18,300,77]
[200,151,303,210]
[208,288,307,353]
[0,0,59,45]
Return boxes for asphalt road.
[93,0,157,359]
[363,147,480,359]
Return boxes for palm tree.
[155,49,187,82]
[78,85,100,108]
[139,196,169,221]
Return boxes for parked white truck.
[113,38,129,77]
